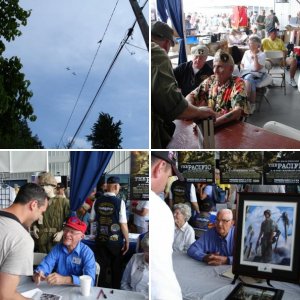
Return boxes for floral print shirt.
[191,75,249,116]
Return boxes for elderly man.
[151,151,183,300]
[0,183,48,300]
[90,176,129,289]
[33,216,95,286]
[151,21,216,148]
[186,50,249,127]
[173,44,213,96]
[262,27,298,87]
[187,209,235,265]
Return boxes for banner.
[178,151,215,183]
[263,151,300,185]
[219,151,263,184]
[130,151,149,200]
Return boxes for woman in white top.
[173,203,195,252]
[121,233,149,298]
[240,35,266,114]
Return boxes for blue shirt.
[187,226,235,264]
[36,241,96,286]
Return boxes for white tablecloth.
[173,252,300,300]
[17,276,146,300]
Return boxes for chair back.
[264,51,284,66]
[33,252,47,266]
[95,262,100,286]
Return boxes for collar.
[215,226,234,241]
[62,240,82,255]
[104,192,117,196]
[176,221,189,232]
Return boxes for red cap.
[65,216,87,234]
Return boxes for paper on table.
[221,266,265,284]
[21,288,62,300]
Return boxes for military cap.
[65,216,87,234]
[213,50,234,66]
[191,44,209,57]
[38,172,57,187]
[151,21,175,46]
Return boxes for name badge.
[72,257,82,265]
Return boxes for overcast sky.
[5,1,149,149]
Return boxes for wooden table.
[167,120,300,149]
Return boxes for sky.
[5,1,149,149]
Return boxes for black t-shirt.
[173,61,213,96]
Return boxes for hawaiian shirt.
[192,75,249,115]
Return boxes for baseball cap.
[107,176,120,184]
[267,27,277,34]
[151,21,175,46]
[152,151,184,181]
[38,172,57,187]
[191,45,209,57]
[65,216,87,234]
[214,50,234,66]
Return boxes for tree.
[86,112,123,149]
[0,1,43,148]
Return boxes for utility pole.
[129,0,149,51]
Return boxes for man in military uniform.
[32,172,70,253]
[256,209,278,263]
[90,176,129,289]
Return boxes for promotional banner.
[130,151,149,200]
[219,151,263,184]
[263,151,300,184]
[178,151,215,183]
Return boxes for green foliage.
[86,112,123,149]
[0,0,31,43]
[0,0,41,147]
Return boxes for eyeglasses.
[215,219,232,224]
[63,227,82,235]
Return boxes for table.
[173,252,300,300]
[17,276,146,300]
[167,120,300,149]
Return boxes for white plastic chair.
[95,262,100,286]
[264,51,286,95]
[256,73,273,112]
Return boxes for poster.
[219,151,263,184]
[130,151,149,200]
[263,151,300,185]
[178,151,215,183]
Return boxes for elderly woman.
[121,233,149,298]
[240,35,266,114]
[173,203,195,252]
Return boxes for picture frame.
[233,192,300,283]
[225,282,284,300]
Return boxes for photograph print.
[241,201,296,271]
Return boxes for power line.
[126,41,147,52]
[57,0,120,148]
[67,24,136,148]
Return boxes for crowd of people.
[0,172,149,299]
[151,11,300,147]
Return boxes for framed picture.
[225,282,284,300]
[233,192,300,283]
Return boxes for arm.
[133,207,149,217]
[215,107,244,127]
[120,222,130,255]
[187,237,207,262]
[190,184,200,214]
[0,272,30,300]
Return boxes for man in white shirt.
[151,151,183,300]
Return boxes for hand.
[33,271,46,285]
[53,230,63,242]
[122,240,130,255]
[32,226,39,239]
[46,272,69,285]
[197,106,217,120]
[205,253,227,265]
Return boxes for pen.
[97,288,103,299]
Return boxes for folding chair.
[33,252,47,267]
[95,262,101,286]
[264,51,286,95]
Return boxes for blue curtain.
[156,0,187,64]
[69,151,113,214]
[156,0,168,22]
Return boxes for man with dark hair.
[0,183,48,300]
[90,176,129,288]
[151,151,183,300]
